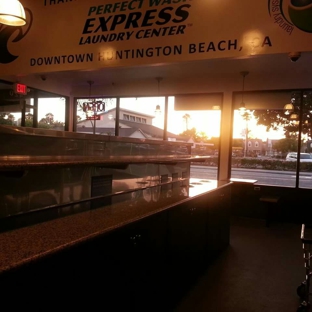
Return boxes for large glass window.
[7,97,66,130]
[37,98,66,130]
[119,97,165,140]
[169,95,222,181]
[74,94,222,181]
[231,90,312,189]
[0,104,23,127]
[0,81,67,130]
[75,96,166,139]
[293,90,312,188]
[0,81,24,126]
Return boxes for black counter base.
[0,186,231,310]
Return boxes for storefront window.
[0,81,67,130]
[0,81,23,126]
[75,96,166,139]
[0,109,21,127]
[231,90,312,189]
[74,94,222,181]
[37,98,66,130]
[294,90,312,188]
[119,97,165,140]
[169,95,221,180]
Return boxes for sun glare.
[7,97,285,141]
[233,110,285,141]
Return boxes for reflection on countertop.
[0,155,212,170]
[189,178,218,197]
[0,178,228,274]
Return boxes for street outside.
[191,165,312,188]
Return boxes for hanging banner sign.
[0,0,312,76]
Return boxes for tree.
[182,113,191,131]
[36,113,64,129]
[232,138,244,148]
[45,113,54,124]
[273,138,298,154]
[241,110,253,157]
[0,113,14,125]
[25,119,34,127]
[197,131,208,142]
[253,91,312,140]
[253,109,292,137]
[179,127,197,140]
[179,127,211,143]
[25,113,33,120]
[209,136,220,150]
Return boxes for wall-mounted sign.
[1,0,312,76]
[87,115,100,120]
[14,83,27,95]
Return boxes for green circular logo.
[288,0,312,33]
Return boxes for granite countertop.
[0,178,226,274]
[0,155,211,170]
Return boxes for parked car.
[285,152,312,162]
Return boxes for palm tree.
[241,110,252,157]
[182,113,191,131]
